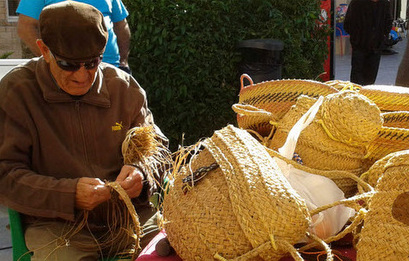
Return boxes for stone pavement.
[0,37,407,261]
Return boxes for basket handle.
[232,103,275,121]
[240,74,254,90]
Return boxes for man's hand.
[115,165,145,199]
[75,178,111,210]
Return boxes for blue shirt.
[17,0,129,66]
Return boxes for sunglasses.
[50,52,102,72]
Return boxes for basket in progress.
[162,125,311,260]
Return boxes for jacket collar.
[36,58,110,107]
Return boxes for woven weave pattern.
[382,111,409,129]
[366,127,409,165]
[356,151,409,261]
[359,85,409,112]
[163,125,310,260]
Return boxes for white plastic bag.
[274,96,354,240]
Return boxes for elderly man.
[16,0,131,73]
[0,2,166,260]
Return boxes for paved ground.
[0,37,407,261]
[335,36,407,85]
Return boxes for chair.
[7,208,31,261]
[7,208,121,261]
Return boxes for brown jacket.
[0,58,159,224]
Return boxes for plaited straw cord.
[306,233,333,261]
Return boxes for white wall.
[0,59,29,79]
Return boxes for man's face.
[37,40,99,96]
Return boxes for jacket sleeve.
[0,81,78,221]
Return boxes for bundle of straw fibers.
[356,150,409,260]
[162,125,311,260]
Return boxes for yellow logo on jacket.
[112,122,123,131]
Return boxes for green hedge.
[122,0,330,151]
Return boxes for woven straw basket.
[265,91,383,196]
[236,74,338,136]
[356,150,409,260]
[162,125,312,261]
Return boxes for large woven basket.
[265,91,383,196]
[237,75,338,136]
[162,125,312,260]
[356,150,409,260]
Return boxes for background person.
[344,0,392,85]
[0,2,165,259]
[16,0,132,73]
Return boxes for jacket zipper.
[75,100,95,177]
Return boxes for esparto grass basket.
[162,125,312,261]
[356,150,409,261]
[237,74,338,136]
[265,91,383,196]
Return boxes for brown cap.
[39,1,108,62]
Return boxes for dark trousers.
[350,48,381,85]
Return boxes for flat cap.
[39,1,108,62]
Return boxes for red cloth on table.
[136,230,356,261]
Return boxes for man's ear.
[36,39,51,62]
